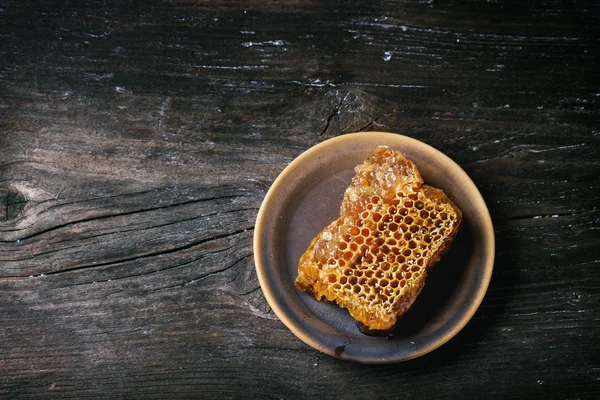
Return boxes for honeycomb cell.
[295,146,462,331]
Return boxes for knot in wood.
[0,186,27,223]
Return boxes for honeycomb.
[295,146,462,332]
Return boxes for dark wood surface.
[1,0,599,398]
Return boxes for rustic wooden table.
[1,1,598,398]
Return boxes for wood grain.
[1,0,599,398]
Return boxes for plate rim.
[254,131,495,363]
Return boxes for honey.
[295,146,462,331]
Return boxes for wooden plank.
[1,0,599,398]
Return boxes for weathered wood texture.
[1,0,599,398]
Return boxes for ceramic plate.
[254,132,494,364]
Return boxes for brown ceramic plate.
[254,132,494,364]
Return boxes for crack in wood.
[0,194,251,243]
[150,253,254,292]
[5,227,254,278]
[38,193,249,218]
[0,207,258,265]
[319,92,347,136]
[37,188,162,212]
[355,111,395,132]
[53,246,236,288]
[240,286,261,296]
[47,206,259,246]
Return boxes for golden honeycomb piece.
[295,146,462,332]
